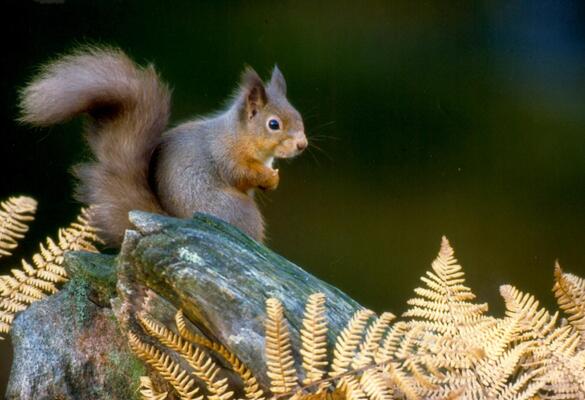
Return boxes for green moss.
[64,252,118,305]
[106,350,147,399]
[68,279,92,326]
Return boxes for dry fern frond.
[301,293,329,385]
[403,236,488,335]
[374,322,408,365]
[359,369,394,400]
[389,238,487,393]
[262,295,402,400]
[330,309,375,377]
[175,310,265,400]
[0,208,100,338]
[0,196,37,259]
[500,284,558,341]
[138,313,233,400]
[495,368,545,400]
[132,309,268,400]
[474,342,541,399]
[139,376,168,400]
[382,362,419,400]
[535,327,585,399]
[353,312,395,369]
[128,332,202,400]
[265,297,299,394]
[374,239,562,400]
[338,375,368,400]
[553,262,585,343]
[500,284,585,397]
[128,237,585,400]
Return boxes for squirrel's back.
[20,47,171,245]
[20,46,307,246]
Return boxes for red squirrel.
[19,47,307,246]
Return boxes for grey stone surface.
[7,212,363,398]
[7,264,145,400]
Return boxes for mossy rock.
[7,213,363,399]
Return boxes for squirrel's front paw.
[258,168,279,191]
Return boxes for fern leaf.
[500,285,585,396]
[353,312,395,368]
[402,358,434,389]
[500,285,558,340]
[338,375,368,400]
[330,308,374,377]
[139,376,168,400]
[403,236,488,335]
[476,342,537,398]
[0,196,37,259]
[383,362,420,400]
[128,332,202,400]
[0,208,100,339]
[359,369,394,400]
[300,292,329,385]
[175,310,265,400]
[139,313,233,400]
[496,369,546,400]
[466,317,516,361]
[533,327,585,398]
[553,263,585,344]
[375,321,409,364]
[265,297,298,394]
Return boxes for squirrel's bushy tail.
[20,47,171,246]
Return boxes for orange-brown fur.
[19,46,306,246]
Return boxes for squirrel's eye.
[268,118,281,131]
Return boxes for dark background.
[2,0,585,394]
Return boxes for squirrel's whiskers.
[19,46,306,246]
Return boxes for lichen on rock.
[7,213,363,399]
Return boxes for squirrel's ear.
[240,66,266,119]
[270,65,287,95]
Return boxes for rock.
[7,213,364,399]
[6,260,145,400]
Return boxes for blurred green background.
[1,0,585,393]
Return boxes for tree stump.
[6,213,363,399]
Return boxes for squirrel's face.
[239,66,307,163]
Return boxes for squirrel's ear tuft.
[269,65,287,95]
[240,66,266,119]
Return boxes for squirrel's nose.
[296,138,308,152]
